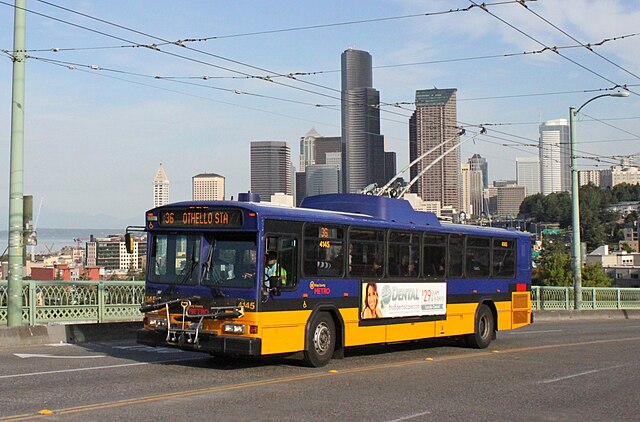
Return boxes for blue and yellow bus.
[131,193,532,367]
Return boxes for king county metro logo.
[309,281,315,289]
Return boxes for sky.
[1,0,639,229]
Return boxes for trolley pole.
[7,0,27,327]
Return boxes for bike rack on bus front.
[164,300,245,346]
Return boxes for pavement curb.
[533,310,640,321]
[0,321,142,348]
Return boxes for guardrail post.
[98,281,105,323]
[28,280,35,325]
[617,288,621,309]
[565,287,570,310]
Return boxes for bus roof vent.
[300,194,441,226]
[238,192,261,202]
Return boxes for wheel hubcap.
[313,322,331,355]
[479,315,489,339]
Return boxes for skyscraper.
[539,119,569,195]
[409,88,460,209]
[516,156,541,196]
[192,173,225,201]
[153,163,169,208]
[250,141,292,200]
[299,127,321,172]
[341,48,385,192]
[461,163,484,217]
[306,165,341,197]
[497,184,526,218]
[384,151,397,183]
[296,128,342,204]
[468,154,488,189]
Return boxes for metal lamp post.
[569,90,629,310]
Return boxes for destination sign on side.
[158,209,243,227]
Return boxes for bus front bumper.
[137,328,262,356]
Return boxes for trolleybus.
[130,193,532,367]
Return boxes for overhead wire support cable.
[29,0,527,47]
[7,0,412,126]
[34,58,341,128]
[468,0,638,97]
[517,2,640,82]
[26,55,341,109]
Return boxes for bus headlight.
[223,324,245,334]
[148,317,167,328]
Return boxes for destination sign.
[158,209,243,228]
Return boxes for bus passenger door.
[261,234,303,354]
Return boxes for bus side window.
[348,228,384,277]
[493,238,516,278]
[448,234,464,278]
[389,231,420,277]
[423,234,446,277]
[303,224,344,277]
[466,236,491,278]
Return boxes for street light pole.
[569,90,629,310]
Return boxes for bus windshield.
[148,232,257,288]
[202,233,257,288]
[149,233,201,285]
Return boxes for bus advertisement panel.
[361,282,446,320]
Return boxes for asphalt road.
[1,319,639,421]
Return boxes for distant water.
[0,228,123,255]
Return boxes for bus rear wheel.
[464,304,494,349]
[303,312,335,367]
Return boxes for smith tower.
[341,48,385,193]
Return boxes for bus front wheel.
[464,304,494,349]
[303,312,335,367]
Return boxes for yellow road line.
[3,335,640,421]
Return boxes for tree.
[582,262,612,287]
[612,183,640,202]
[620,242,634,253]
[534,240,572,286]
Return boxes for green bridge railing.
[532,286,640,310]
[1,281,639,325]
[0,280,145,325]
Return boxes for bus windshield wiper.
[200,240,215,284]
[179,244,199,285]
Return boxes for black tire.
[464,304,494,349]
[303,312,336,367]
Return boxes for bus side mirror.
[124,233,134,254]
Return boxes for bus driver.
[264,251,287,287]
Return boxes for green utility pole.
[569,90,628,311]
[7,0,26,327]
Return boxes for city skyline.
[1,1,639,228]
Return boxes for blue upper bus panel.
[300,194,441,227]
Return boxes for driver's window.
[265,236,297,289]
